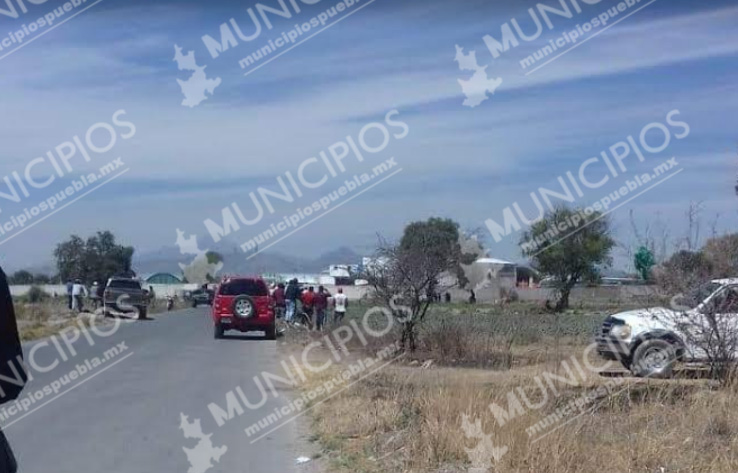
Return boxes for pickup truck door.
[686,285,738,360]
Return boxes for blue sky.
[0,0,736,272]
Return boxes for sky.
[0,0,736,273]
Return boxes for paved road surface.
[4,308,308,473]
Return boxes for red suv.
[212,276,276,340]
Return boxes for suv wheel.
[214,324,225,339]
[232,295,256,319]
[631,339,677,378]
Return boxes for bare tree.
[628,209,671,264]
[682,201,704,251]
[366,218,475,351]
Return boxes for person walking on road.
[285,279,300,323]
[0,266,27,473]
[273,283,286,319]
[148,286,156,309]
[314,286,329,331]
[333,287,348,324]
[90,281,101,310]
[72,279,87,312]
[66,279,74,310]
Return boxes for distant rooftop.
[475,257,515,265]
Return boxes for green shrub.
[27,285,47,304]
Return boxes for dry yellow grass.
[301,344,738,473]
[14,296,190,341]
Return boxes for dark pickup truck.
[103,277,150,319]
[187,287,214,308]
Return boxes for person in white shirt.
[332,288,348,324]
[72,279,87,312]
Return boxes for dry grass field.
[14,292,191,341]
[287,301,738,473]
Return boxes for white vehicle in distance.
[596,279,738,378]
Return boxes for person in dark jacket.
[284,279,300,323]
[66,279,73,310]
[314,286,329,332]
[0,266,27,473]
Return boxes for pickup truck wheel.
[631,339,676,379]
[214,324,225,339]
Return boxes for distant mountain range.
[15,241,364,279]
[132,240,364,277]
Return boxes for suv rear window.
[219,279,268,297]
[108,279,142,290]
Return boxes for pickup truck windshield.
[677,282,723,310]
[701,285,738,314]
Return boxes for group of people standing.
[272,279,348,331]
[66,279,91,311]
[64,280,109,312]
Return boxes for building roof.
[712,278,738,285]
[475,257,515,266]
[141,272,183,283]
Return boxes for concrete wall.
[11,283,657,304]
[515,285,658,303]
[10,284,201,299]
[443,284,658,305]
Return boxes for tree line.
[10,231,135,286]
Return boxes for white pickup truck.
[596,278,738,377]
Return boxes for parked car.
[212,276,275,340]
[103,277,150,319]
[597,278,738,378]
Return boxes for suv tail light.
[216,298,227,312]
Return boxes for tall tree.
[33,274,51,284]
[54,231,134,283]
[53,235,87,282]
[368,218,475,351]
[8,270,33,285]
[521,207,614,312]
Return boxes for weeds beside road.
[15,296,192,341]
[288,301,738,473]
